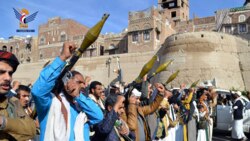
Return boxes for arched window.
[60,31,67,42]
[239,14,246,23]
[2,46,7,51]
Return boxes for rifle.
[52,14,109,94]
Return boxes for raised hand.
[60,41,77,61]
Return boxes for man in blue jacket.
[31,42,103,141]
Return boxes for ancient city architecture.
[1,0,250,90]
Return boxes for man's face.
[73,74,85,90]
[116,95,125,117]
[19,90,30,108]
[117,103,125,117]
[93,85,103,98]
[64,74,84,96]
[0,62,13,95]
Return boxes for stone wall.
[154,31,250,90]
[13,52,155,87]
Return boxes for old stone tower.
[158,0,189,22]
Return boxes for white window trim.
[238,14,246,23]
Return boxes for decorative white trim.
[238,14,246,23]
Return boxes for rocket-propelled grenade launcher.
[52,14,109,93]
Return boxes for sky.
[0,0,245,39]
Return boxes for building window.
[238,24,247,33]
[39,37,45,45]
[224,25,232,34]
[2,46,7,51]
[132,32,139,42]
[61,34,66,42]
[169,2,175,7]
[156,31,160,40]
[100,46,104,56]
[60,31,67,42]
[171,11,176,18]
[143,30,150,41]
[238,15,246,23]
[10,46,13,53]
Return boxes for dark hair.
[16,85,31,99]
[89,81,102,93]
[71,70,82,77]
[105,93,118,110]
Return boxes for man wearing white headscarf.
[231,91,247,141]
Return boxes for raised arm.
[140,83,164,116]
[31,42,76,120]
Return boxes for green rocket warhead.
[135,55,157,83]
[64,13,109,72]
[76,13,110,56]
[148,60,173,80]
[165,70,180,85]
[190,80,200,88]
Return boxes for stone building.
[102,31,128,55]
[0,36,38,63]
[219,1,250,40]
[38,17,89,60]
[3,0,250,90]
[173,0,250,40]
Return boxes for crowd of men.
[0,41,249,141]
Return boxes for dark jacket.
[92,109,135,141]
[233,98,244,120]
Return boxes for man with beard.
[0,50,36,140]
[89,81,105,112]
[31,42,103,141]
